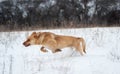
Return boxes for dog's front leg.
[51,49,62,53]
[55,49,62,53]
[40,46,48,52]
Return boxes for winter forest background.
[0,0,120,31]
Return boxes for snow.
[87,0,95,18]
[117,3,120,10]
[0,27,120,74]
[17,4,28,18]
[38,0,56,11]
[0,0,4,2]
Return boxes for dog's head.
[23,32,40,47]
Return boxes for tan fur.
[23,32,86,55]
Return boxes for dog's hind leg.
[75,43,84,56]
[77,47,84,56]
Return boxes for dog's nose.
[23,42,26,46]
[23,42,30,47]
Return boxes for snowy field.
[0,27,120,74]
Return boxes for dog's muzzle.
[23,42,30,47]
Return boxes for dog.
[23,32,86,55]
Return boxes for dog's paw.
[55,49,62,53]
[40,47,48,52]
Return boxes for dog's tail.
[78,37,86,53]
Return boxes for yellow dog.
[23,32,86,55]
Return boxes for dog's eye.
[34,35,37,38]
[27,39,30,42]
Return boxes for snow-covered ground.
[0,27,120,74]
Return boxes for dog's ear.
[31,32,37,38]
[33,32,42,39]
[36,32,41,38]
[32,32,36,35]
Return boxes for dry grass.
[0,21,119,32]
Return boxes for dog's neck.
[36,34,45,45]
